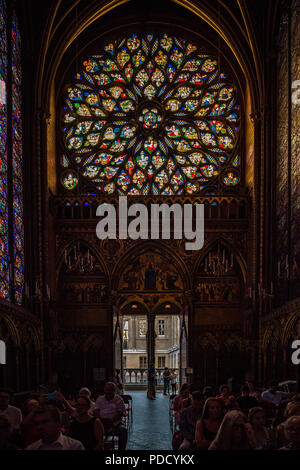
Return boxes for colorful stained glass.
[62,172,79,190]
[62,33,240,195]
[223,171,239,186]
[0,0,9,301]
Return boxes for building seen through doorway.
[122,312,180,388]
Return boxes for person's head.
[241,385,250,396]
[285,416,300,446]
[191,391,202,411]
[32,406,61,443]
[286,402,300,418]
[179,383,189,397]
[202,386,214,399]
[0,389,11,410]
[268,381,278,393]
[0,413,12,443]
[211,410,249,450]
[219,385,229,397]
[25,398,39,413]
[246,380,255,392]
[248,407,266,428]
[115,369,121,375]
[165,367,168,371]
[202,398,223,420]
[79,387,91,399]
[104,382,116,401]
[38,394,49,406]
[75,396,91,417]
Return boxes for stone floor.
[126,390,172,450]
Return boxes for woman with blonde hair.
[276,401,300,448]
[195,398,224,450]
[208,410,259,450]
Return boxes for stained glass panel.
[0,0,9,301]
[62,33,240,195]
[12,12,23,305]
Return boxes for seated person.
[0,414,19,450]
[21,398,40,448]
[0,388,22,432]
[94,382,127,451]
[217,385,239,410]
[237,385,258,414]
[195,398,224,450]
[261,381,292,406]
[276,401,300,448]
[279,416,300,450]
[68,396,104,450]
[173,384,190,427]
[178,390,203,450]
[209,410,259,450]
[248,406,276,449]
[78,387,96,414]
[25,405,84,450]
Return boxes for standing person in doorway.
[163,367,171,395]
[147,363,156,400]
[113,369,124,396]
[170,370,177,395]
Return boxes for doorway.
[113,302,189,394]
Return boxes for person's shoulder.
[115,394,124,403]
[8,404,21,412]
[62,434,84,449]
[182,404,193,413]
[25,439,42,450]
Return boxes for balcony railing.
[123,368,179,385]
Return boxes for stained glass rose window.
[61,33,240,195]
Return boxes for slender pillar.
[147,312,156,395]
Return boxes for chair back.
[122,394,132,404]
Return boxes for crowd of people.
[172,380,300,450]
[1,375,300,451]
[0,375,127,451]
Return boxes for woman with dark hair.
[68,396,104,450]
[248,407,276,449]
[216,385,238,410]
[208,410,259,450]
[195,398,224,450]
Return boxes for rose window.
[61,33,240,195]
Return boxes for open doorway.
[113,302,187,395]
[113,302,149,389]
[122,312,148,387]
[153,310,181,394]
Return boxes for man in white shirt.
[0,388,22,431]
[94,382,127,450]
[261,381,291,406]
[25,405,84,450]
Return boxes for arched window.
[0,2,24,305]
[61,33,240,196]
